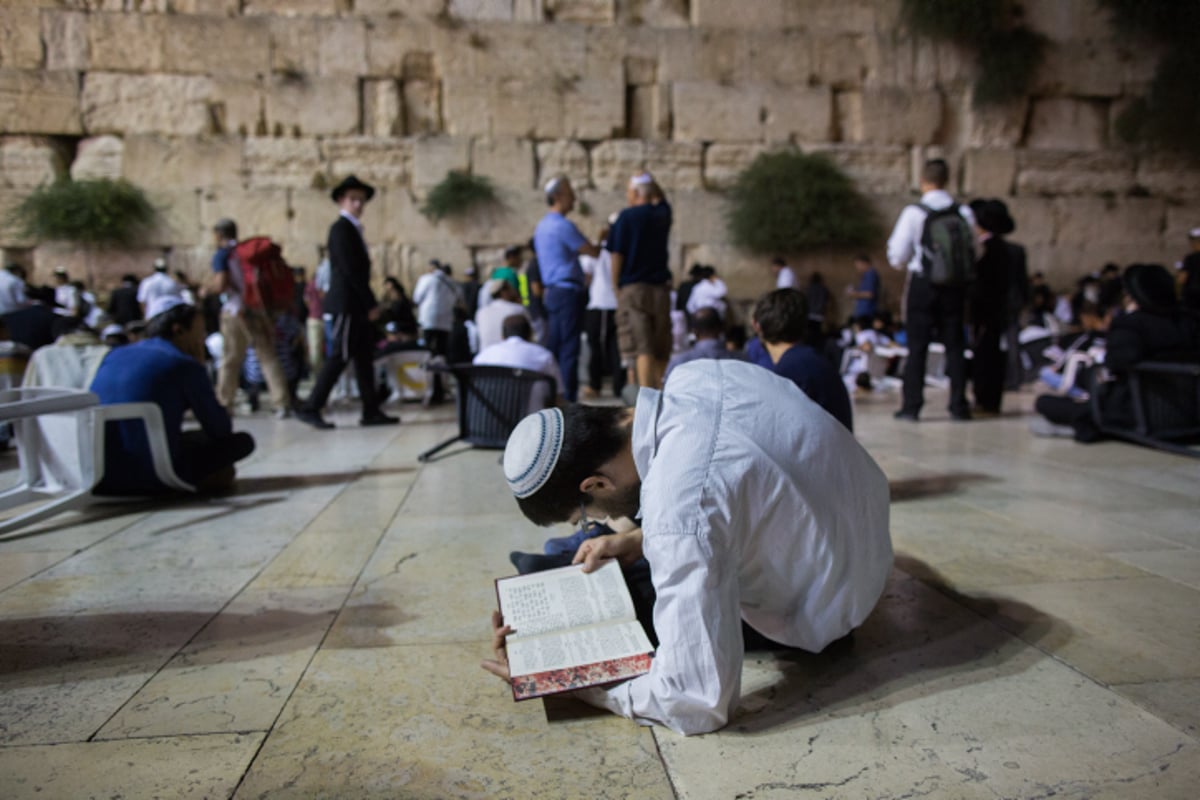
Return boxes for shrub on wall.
[9,178,158,247]
[902,0,1046,107]
[420,171,500,221]
[725,151,881,255]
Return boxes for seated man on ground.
[663,306,746,381]
[89,296,256,495]
[482,359,892,735]
[754,288,854,431]
[1033,263,1200,442]
[473,313,563,409]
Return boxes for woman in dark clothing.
[1034,263,1200,442]
[968,199,1015,415]
[380,276,418,338]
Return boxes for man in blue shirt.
[533,176,600,402]
[753,288,853,431]
[608,173,674,390]
[847,254,881,320]
[89,296,255,495]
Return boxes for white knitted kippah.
[504,408,564,499]
[146,294,187,320]
[629,171,654,187]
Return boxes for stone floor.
[0,387,1197,799]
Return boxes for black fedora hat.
[969,198,1015,236]
[1123,263,1177,313]
[330,174,376,202]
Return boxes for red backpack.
[233,237,294,313]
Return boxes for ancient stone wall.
[1,0,1198,312]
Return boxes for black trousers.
[585,308,626,396]
[179,430,256,484]
[422,328,449,402]
[902,275,969,416]
[304,313,380,417]
[971,318,1006,412]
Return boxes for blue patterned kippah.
[504,408,565,499]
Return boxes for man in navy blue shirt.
[608,173,673,390]
[533,176,600,402]
[847,254,881,320]
[753,288,853,431]
[90,297,255,495]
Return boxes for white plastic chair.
[0,390,194,538]
[377,349,431,403]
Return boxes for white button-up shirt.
[474,336,564,409]
[685,277,728,317]
[577,360,893,735]
[886,189,977,274]
[474,298,530,353]
[581,250,617,311]
[0,269,27,314]
[775,265,796,289]
[137,270,182,308]
[413,270,461,332]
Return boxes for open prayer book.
[496,560,655,701]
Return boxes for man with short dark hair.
[664,306,745,381]
[533,176,600,402]
[886,158,976,422]
[753,288,853,430]
[482,359,892,735]
[296,175,397,429]
[107,274,142,325]
[474,278,529,352]
[474,313,563,408]
[89,296,255,495]
[609,173,674,390]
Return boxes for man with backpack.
[210,218,292,417]
[887,159,977,422]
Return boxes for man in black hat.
[295,175,398,429]
[967,198,1016,416]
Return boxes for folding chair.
[1091,357,1200,459]
[417,364,557,463]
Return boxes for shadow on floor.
[721,555,1069,735]
[890,472,995,502]
[231,466,417,495]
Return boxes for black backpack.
[917,202,976,286]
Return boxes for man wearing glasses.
[482,359,893,735]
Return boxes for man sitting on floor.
[481,359,892,735]
[89,296,256,495]
[754,288,854,431]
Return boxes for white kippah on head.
[145,293,187,320]
[1189,226,1200,239]
[629,172,654,187]
[543,176,564,197]
[504,408,565,499]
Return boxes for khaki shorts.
[617,283,673,361]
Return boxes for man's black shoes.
[295,407,334,429]
[361,412,400,427]
[893,410,920,422]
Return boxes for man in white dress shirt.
[483,359,893,735]
[474,278,529,353]
[474,314,563,410]
[137,258,182,317]
[771,257,796,289]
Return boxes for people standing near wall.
[771,257,796,289]
[967,199,1016,416]
[295,175,397,430]
[580,218,626,399]
[137,258,182,317]
[413,258,464,404]
[533,176,600,402]
[608,173,674,392]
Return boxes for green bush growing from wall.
[725,151,881,255]
[9,178,158,247]
[421,171,500,222]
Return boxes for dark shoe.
[509,550,573,575]
[950,409,973,422]
[295,407,334,429]
[360,412,400,426]
[894,409,920,422]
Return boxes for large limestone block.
[379,187,441,243]
[1164,205,1200,250]
[1026,98,1107,151]
[616,0,688,27]
[690,0,791,29]
[209,75,266,136]
[403,79,442,135]
[812,34,870,90]
[170,0,243,13]
[70,135,123,181]
[243,0,348,15]
[807,143,910,195]
[863,34,915,89]
[765,87,834,144]
[1004,197,1055,246]
[201,187,292,242]
[0,137,68,187]
[0,8,43,69]
[562,78,624,140]
[1136,155,1200,202]
[1022,0,1112,43]
[1053,196,1166,247]
[356,0,446,15]
[363,79,402,137]
[143,187,203,248]
[1035,41,1123,99]
[449,0,514,20]
[590,139,643,190]
[536,140,588,189]
[703,143,768,191]
[0,70,80,135]
[87,12,166,72]
[265,75,359,137]
[363,19,439,78]
[41,11,87,72]
[289,187,389,249]
[322,137,411,188]
[548,0,614,23]
[591,139,702,191]
[963,148,1016,196]
[673,82,762,142]
[441,79,491,137]
[0,188,34,246]
[162,15,271,76]
[438,186,551,246]
[122,134,244,190]
[669,189,729,244]
[471,137,535,190]
[961,98,1029,148]
[912,40,973,91]
[244,137,323,189]
[839,88,943,146]
[1016,151,1135,197]
[437,23,590,84]
[627,83,668,140]
[82,72,214,136]
[270,17,368,77]
[411,136,471,194]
